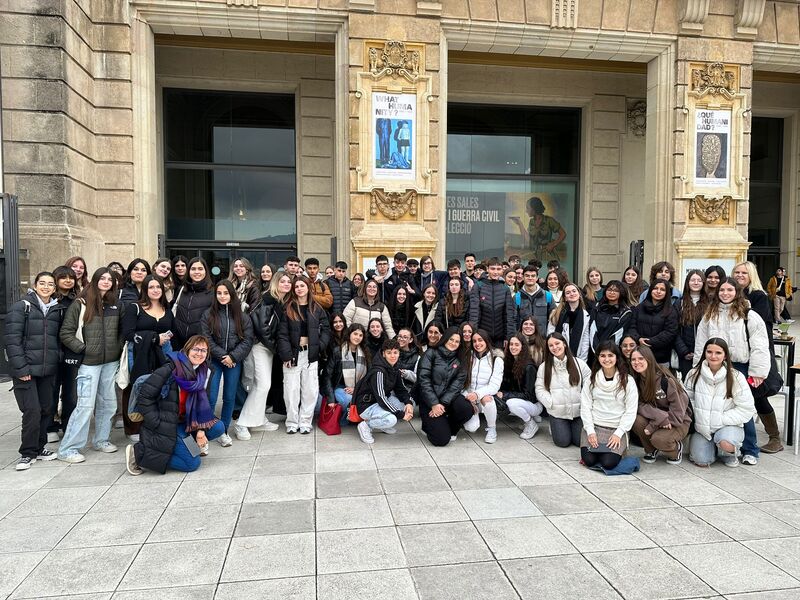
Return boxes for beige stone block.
[1,45,64,79]
[5,142,67,176]
[301,97,334,118]
[627,0,657,32]
[315,56,335,77]
[349,143,360,169]
[593,110,625,131]
[349,14,441,43]
[592,165,619,184]
[96,135,133,163]
[496,0,525,23]
[590,237,622,255]
[591,201,619,219]
[319,0,347,8]
[442,0,469,18]
[287,0,318,7]
[302,136,333,158]
[348,118,360,143]
[594,130,622,148]
[96,163,133,191]
[377,0,417,15]
[1,79,63,111]
[303,175,333,196]
[577,0,603,28]
[524,0,550,24]
[775,2,800,44]
[592,147,620,167]
[301,234,332,255]
[90,0,129,24]
[653,0,679,34]
[591,218,619,236]
[677,37,752,64]
[94,80,132,109]
[94,108,132,135]
[97,191,134,217]
[2,111,64,144]
[703,14,734,40]
[94,217,137,241]
[592,94,625,111]
[756,2,777,42]
[601,0,629,31]
[468,0,498,21]
[0,0,63,15]
[96,24,131,52]
[426,47,439,71]
[301,78,335,98]
[350,193,367,219]
[0,13,63,46]
[592,183,620,202]
[302,157,334,177]
[4,174,67,206]
[303,196,335,216]
[709,0,735,16]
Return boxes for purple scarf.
[172,352,218,432]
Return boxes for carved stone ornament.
[689,195,731,223]
[370,189,418,219]
[227,0,258,6]
[551,0,578,29]
[690,63,737,99]
[679,0,711,33]
[368,41,420,83]
[627,99,647,137]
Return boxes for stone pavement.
[2,389,800,599]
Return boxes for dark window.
[747,116,783,275]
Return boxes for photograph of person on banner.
[510,195,566,263]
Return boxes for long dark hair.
[285,275,320,321]
[184,257,212,292]
[542,332,580,391]
[79,267,119,325]
[688,337,735,398]
[444,277,467,319]
[171,255,189,289]
[601,279,633,308]
[631,345,681,406]
[644,280,674,315]
[124,258,152,288]
[464,329,497,390]
[343,322,370,361]
[207,280,246,340]
[329,312,347,348]
[623,265,647,298]
[506,333,533,386]
[519,315,546,366]
[137,275,169,311]
[389,284,414,329]
[679,269,707,326]
[590,340,629,394]
[423,320,444,349]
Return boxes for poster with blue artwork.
[373,92,415,181]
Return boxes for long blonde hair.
[733,261,764,293]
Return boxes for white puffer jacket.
[547,309,591,362]
[693,304,770,378]
[535,356,591,419]
[463,349,504,399]
[684,363,755,440]
[580,371,639,438]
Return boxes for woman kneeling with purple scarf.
[125,334,225,475]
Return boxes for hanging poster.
[695,109,731,188]
[373,92,415,181]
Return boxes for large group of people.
[5,248,791,477]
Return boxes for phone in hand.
[164,330,174,339]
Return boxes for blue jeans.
[334,387,354,425]
[360,401,398,431]
[208,359,242,432]
[58,362,118,457]
[168,421,225,472]
[689,426,745,466]
[732,361,759,458]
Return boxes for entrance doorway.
[748,116,783,281]
[166,244,295,282]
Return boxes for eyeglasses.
[397,334,412,340]
[189,347,208,354]
[36,282,56,288]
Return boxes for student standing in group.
[6,272,66,470]
[674,270,707,379]
[623,266,648,303]
[417,327,470,446]
[536,332,592,448]
[435,276,478,329]
[228,257,261,312]
[171,255,189,291]
[544,269,566,305]
[548,283,591,362]
[47,266,79,443]
[352,272,365,290]
[415,255,446,292]
[501,333,542,439]
[343,279,395,337]
[629,280,679,369]
[384,252,419,301]
[516,264,553,333]
[265,272,293,416]
[464,253,477,281]
[260,263,274,294]
[305,257,334,310]
[396,326,421,395]
[704,265,725,300]
[366,318,389,358]
[519,315,547,366]
[389,285,415,333]
[477,258,516,349]
[462,329,505,443]
[630,345,692,465]
[580,341,638,470]
[119,259,151,305]
[686,338,755,467]
[589,280,633,354]
[58,268,125,463]
[640,261,682,302]
[767,266,793,323]
[327,261,357,315]
[201,280,254,447]
[152,258,175,304]
[421,320,445,352]
[412,284,439,341]
[277,276,331,434]
[172,257,214,351]
[582,267,604,305]
[65,256,89,291]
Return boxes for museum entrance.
[164,244,295,282]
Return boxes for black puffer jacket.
[590,302,633,351]
[60,298,125,366]
[277,304,331,365]
[630,299,679,364]
[501,362,537,404]
[201,305,254,364]
[354,353,411,416]
[327,276,357,315]
[250,296,280,352]
[172,282,214,349]
[4,292,66,378]
[476,278,516,343]
[416,345,467,407]
[119,283,141,306]
[133,362,178,474]
[435,291,479,329]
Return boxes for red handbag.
[318,401,342,436]
[347,402,362,424]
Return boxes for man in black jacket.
[384,252,419,301]
[327,261,357,314]
[477,258,516,349]
[353,338,413,444]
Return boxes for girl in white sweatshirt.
[580,340,638,470]
[462,329,504,444]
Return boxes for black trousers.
[14,375,55,458]
[421,395,474,446]
[580,446,621,470]
[48,361,78,433]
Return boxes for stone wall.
[155,45,336,266]
[0,0,134,278]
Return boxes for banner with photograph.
[373,92,416,181]
[695,109,731,188]
[445,184,576,276]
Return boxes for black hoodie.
[353,353,411,416]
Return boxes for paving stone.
[215,577,315,600]
[502,554,623,600]
[549,511,656,552]
[0,514,81,553]
[91,482,179,513]
[398,521,493,567]
[315,450,376,473]
[498,461,575,486]
[584,481,676,510]
[150,504,241,542]
[474,516,576,559]
[372,447,435,469]
[520,484,608,514]
[387,491,469,525]
[378,467,449,494]
[412,561,518,600]
[252,454,314,476]
[222,533,316,581]
[11,485,109,517]
[646,475,741,506]
[455,488,540,520]
[111,585,215,599]
[317,569,418,600]
[0,551,47,597]
[744,536,800,580]
[316,470,382,498]
[243,474,314,503]
[119,540,228,590]
[44,464,125,488]
[316,494,393,531]
[58,509,162,548]
[317,527,405,574]
[688,503,800,541]
[620,507,731,546]
[235,500,314,536]
[440,463,513,490]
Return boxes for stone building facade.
[1,0,800,283]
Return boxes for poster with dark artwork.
[373,92,415,181]
[695,109,731,188]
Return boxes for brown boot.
[759,411,784,454]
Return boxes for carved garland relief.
[689,195,731,224]
[370,189,418,220]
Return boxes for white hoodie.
[580,371,638,439]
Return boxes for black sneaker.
[16,456,35,471]
[37,448,58,461]
[666,441,683,465]
[642,450,660,464]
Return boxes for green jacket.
[60,298,125,366]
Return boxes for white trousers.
[237,343,274,428]
[506,398,543,423]
[283,350,318,429]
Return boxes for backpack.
[129,372,171,422]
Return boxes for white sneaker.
[233,424,251,440]
[520,419,539,440]
[94,442,118,453]
[47,431,60,443]
[37,449,58,461]
[484,427,497,444]
[251,421,279,432]
[199,443,209,456]
[380,427,397,434]
[357,421,375,444]
[741,454,758,466]
[217,433,233,447]
[127,434,140,443]
[58,452,85,464]
[464,414,480,433]
[533,415,543,423]
[449,435,458,442]
[114,419,124,429]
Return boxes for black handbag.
[744,317,783,398]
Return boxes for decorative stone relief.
[689,195,731,224]
[368,41,421,84]
[679,0,711,34]
[370,189,418,219]
[690,62,737,100]
[734,0,766,39]
[227,0,258,6]
[551,0,578,29]
[626,99,646,137]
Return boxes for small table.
[779,333,798,449]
